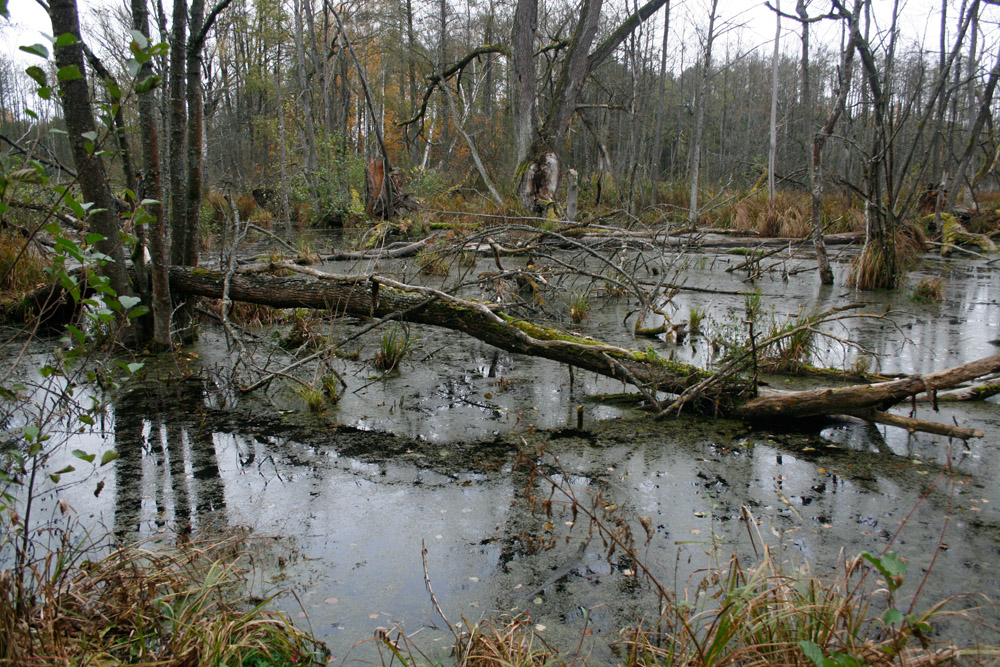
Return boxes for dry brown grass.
[0,231,47,296]
[0,537,325,666]
[709,190,863,236]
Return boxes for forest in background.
[0,0,998,230]
[0,0,997,349]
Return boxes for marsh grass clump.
[911,276,945,304]
[281,309,328,350]
[296,383,324,411]
[688,305,706,334]
[569,292,591,323]
[374,324,414,372]
[617,546,980,666]
[321,373,340,402]
[417,250,450,276]
[225,301,285,326]
[0,539,325,665]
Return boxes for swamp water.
[7,237,1000,663]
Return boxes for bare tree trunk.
[511,0,538,167]
[132,0,172,348]
[48,0,133,300]
[810,13,856,286]
[768,1,781,201]
[947,39,999,210]
[687,0,718,226]
[439,76,503,207]
[652,1,670,180]
[292,0,319,209]
[168,0,187,267]
[275,42,291,229]
[184,0,205,268]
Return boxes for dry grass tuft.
[728,193,811,238]
[0,231,47,296]
[0,538,325,665]
[911,276,945,303]
[617,546,993,666]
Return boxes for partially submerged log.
[168,265,749,412]
[167,266,999,437]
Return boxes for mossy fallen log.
[935,214,998,256]
[168,266,752,413]
[168,266,1000,437]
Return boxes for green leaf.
[37,87,52,100]
[72,449,96,463]
[135,75,162,93]
[126,305,150,320]
[799,641,828,667]
[79,415,95,425]
[100,450,119,466]
[126,59,141,78]
[54,465,75,475]
[66,325,86,345]
[20,43,49,59]
[81,131,98,142]
[880,552,907,577]
[0,0,9,19]
[119,295,141,311]
[25,65,47,87]
[23,425,40,442]
[126,362,144,374]
[54,33,78,47]
[860,551,907,590]
[883,608,903,625]
[57,65,83,82]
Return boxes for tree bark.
[48,0,133,300]
[768,1,780,202]
[132,0,172,348]
[810,2,857,286]
[511,0,538,168]
[514,0,668,215]
[688,0,718,226]
[292,0,319,209]
[184,0,205,268]
[168,0,188,266]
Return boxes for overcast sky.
[0,0,992,73]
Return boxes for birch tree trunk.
[768,1,780,201]
[687,0,718,226]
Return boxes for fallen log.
[736,355,1000,421]
[167,266,999,436]
[168,265,749,411]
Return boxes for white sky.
[0,0,990,74]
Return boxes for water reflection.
[113,379,226,540]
